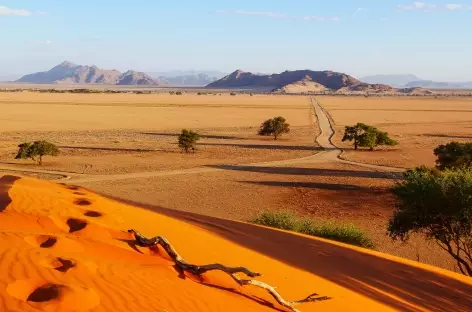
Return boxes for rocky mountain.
[159,74,219,86]
[117,71,159,85]
[17,62,160,85]
[405,80,472,89]
[207,69,393,92]
[359,74,422,88]
[147,70,226,86]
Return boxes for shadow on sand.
[422,134,472,139]
[97,194,472,312]
[0,175,20,212]
[142,132,242,140]
[208,165,401,180]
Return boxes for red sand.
[0,175,471,311]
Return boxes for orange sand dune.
[0,175,471,312]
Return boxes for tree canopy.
[434,142,472,170]
[342,123,397,151]
[15,141,59,165]
[258,117,290,140]
[178,129,200,153]
[388,166,472,276]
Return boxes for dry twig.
[129,229,331,312]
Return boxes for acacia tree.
[434,142,472,170]
[258,117,290,140]
[359,128,398,151]
[15,141,59,165]
[343,123,397,151]
[388,167,472,276]
[342,123,369,150]
[178,129,200,153]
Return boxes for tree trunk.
[370,147,374,152]
[38,155,43,166]
[274,133,278,140]
[354,142,358,150]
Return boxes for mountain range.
[16,62,161,85]
[207,70,393,92]
[360,74,472,89]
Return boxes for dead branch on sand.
[129,229,331,312]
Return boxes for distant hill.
[359,74,422,88]
[147,70,226,86]
[17,61,161,85]
[207,69,393,92]
[405,80,472,89]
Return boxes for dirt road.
[0,97,403,183]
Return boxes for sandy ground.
[1,176,471,312]
[83,161,457,272]
[1,92,467,277]
[0,93,317,174]
[318,96,472,168]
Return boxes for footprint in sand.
[84,210,103,218]
[25,235,84,252]
[67,218,88,233]
[74,198,93,206]
[7,279,100,311]
[39,256,98,274]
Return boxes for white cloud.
[0,5,33,16]
[39,40,53,45]
[216,9,339,21]
[353,7,367,17]
[397,2,472,11]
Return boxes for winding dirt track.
[0,97,403,184]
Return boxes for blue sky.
[1,0,471,80]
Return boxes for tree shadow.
[99,194,472,312]
[240,180,375,191]
[0,175,20,212]
[422,134,472,139]
[208,165,400,179]
[142,132,242,140]
[58,146,156,152]
[199,143,315,151]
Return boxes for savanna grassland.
[0,92,317,174]
[2,91,472,273]
[318,96,472,168]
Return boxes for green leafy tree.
[343,123,397,151]
[342,123,370,150]
[434,142,472,170]
[15,141,59,165]
[388,167,472,276]
[178,129,200,153]
[359,128,398,151]
[258,116,290,140]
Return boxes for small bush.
[252,210,298,231]
[252,211,374,249]
[178,129,200,153]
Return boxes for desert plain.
[1,90,472,311]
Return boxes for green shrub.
[252,211,374,249]
[15,140,59,165]
[434,142,472,170]
[178,129,200,153]
[252,210,298,231]
[389,166,472,276]
[258,116,290,140]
